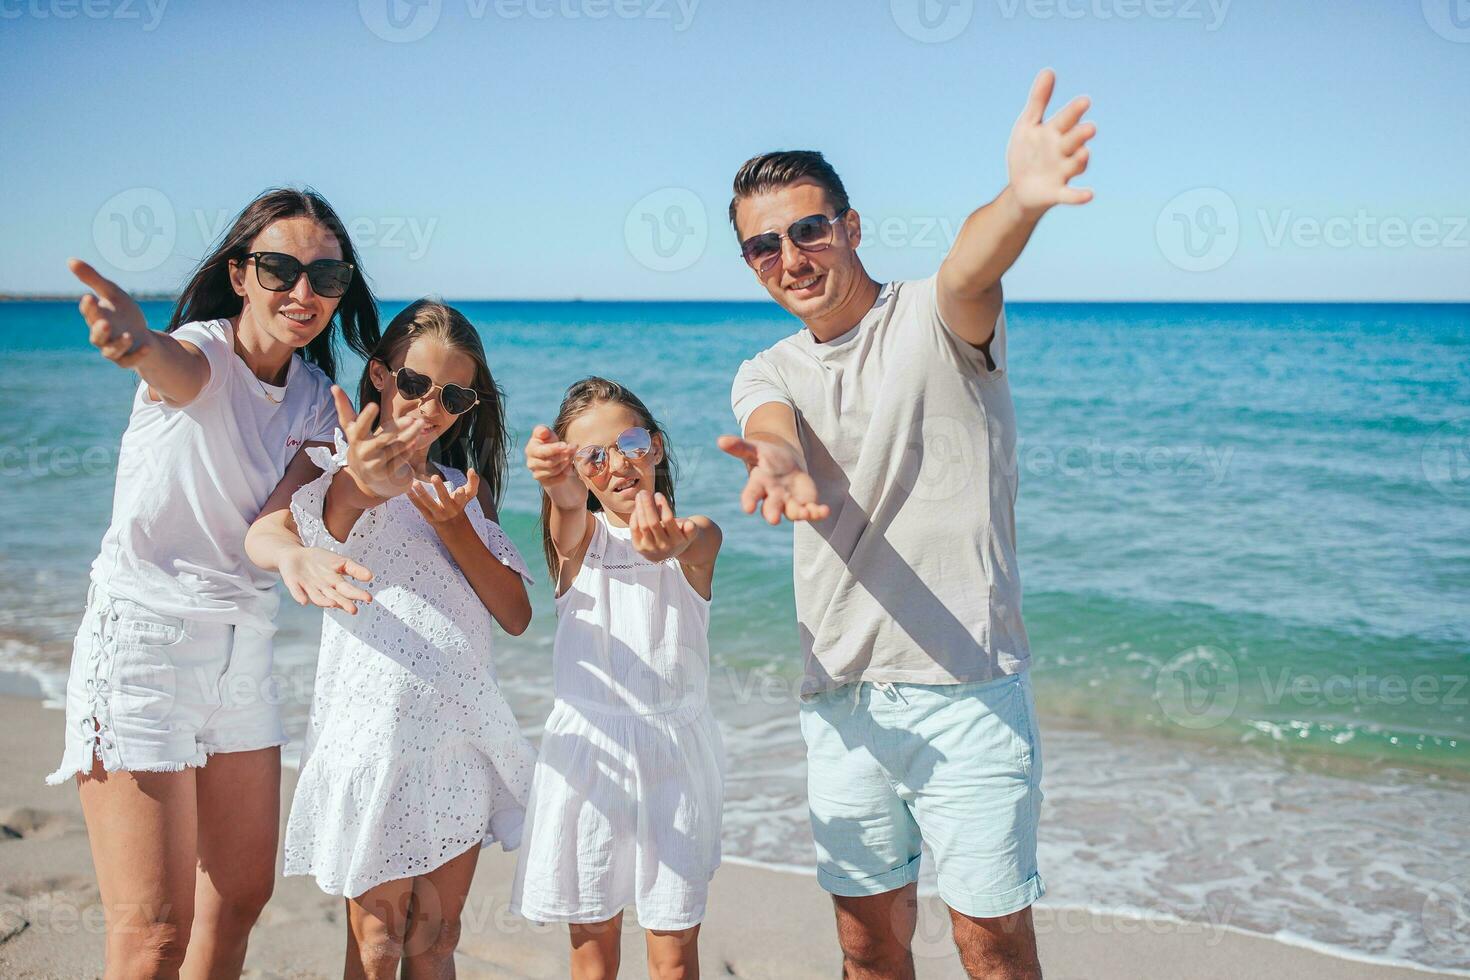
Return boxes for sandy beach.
[0,694,1457,979]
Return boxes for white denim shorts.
[47,584,284,785]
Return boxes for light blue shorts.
[799,671,1045,918]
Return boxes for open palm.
[1007,69,1096,213]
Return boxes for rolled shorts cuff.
[939,871,1046,919]
[816,851,922,898]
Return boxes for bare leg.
[645,923,700,980]
[182,746,280,979]
[345,877,415,980]
[401,843,480,979]
[948,905,1041,980]
[831,884,918,980]
[76,760,199,980]
[569,913,623,980]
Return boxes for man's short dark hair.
[728,150,850,237]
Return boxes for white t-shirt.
[730,276,1030,696]
[90,318,338,633]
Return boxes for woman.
[49,188,380,977]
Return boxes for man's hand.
[1007,68,1096,215]
[717,434,830,525]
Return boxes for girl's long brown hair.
[358,299,510,513]
[167,187,379,382]
[541,377,676,577]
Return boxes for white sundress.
[510,511,726,932]
[284,432,537,898]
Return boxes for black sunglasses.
[573,426,653,476]
[246,251,355,298]
[739,208,850,274]
[379,361,481,415]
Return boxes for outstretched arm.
[717,401,829,526]
[937,68,1096,347]
[70,258,212,406]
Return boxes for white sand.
[0,695,1457,979]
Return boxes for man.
[718,69,1095,979]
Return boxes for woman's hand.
[71,258,156,368]
[629,491,698,562]
[331,387,431,500]
[279,547,374,614]
[407,471,480,526]
[525,425,586,510]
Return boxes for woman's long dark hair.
[358,299,510,514]
[166,187,379,382]
[540,377,677,577]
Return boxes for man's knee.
[950,907,1041,980]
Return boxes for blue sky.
[3,0,1467,300]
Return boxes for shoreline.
[1,691,1464,978]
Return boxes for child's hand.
[525,425,586,509]
[629,491,698,562]
[407,471,479,526]
[332,387,432,500]
[71,259,157,369]
[279,547,374,614]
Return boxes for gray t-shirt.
[731,276,1030,697]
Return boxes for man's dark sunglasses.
[246,251,355,298]
[739,208,850,274]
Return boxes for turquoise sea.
[1,299,1467,971]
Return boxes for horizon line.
[2,294,1468,306]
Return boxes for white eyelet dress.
[283,432,538,898]
[510,511,726,931]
